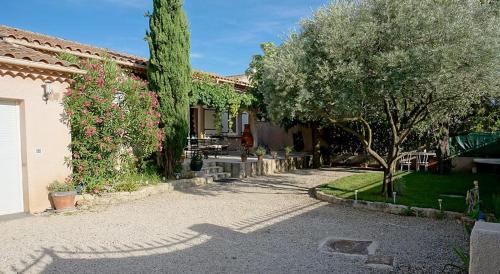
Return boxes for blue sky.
[2,0,329,76]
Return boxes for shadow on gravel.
[8,199,465,273]
[175,168,363,197]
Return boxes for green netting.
[449,132,500,157]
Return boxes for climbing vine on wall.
[190,74,253,133]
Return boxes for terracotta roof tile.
[0,25,248,88]
[0,40,80,69]
[0,25,147,67]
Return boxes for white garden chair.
[416,153,429,171]
[399,153,412,171]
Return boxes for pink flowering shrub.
[63,59,163,192]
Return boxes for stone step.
[205,161,217,167]
[195,167,224,177]
[201,166,223,174]
[208,172,231,181]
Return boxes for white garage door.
[0,101,24,215]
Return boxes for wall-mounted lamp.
[42,82,53,103]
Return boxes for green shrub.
[63,59,163,192]
[174,163,183,174]
[122,172,162,187]
[113,181,140,192]
[401,206,416,216]
[47,181,75,192]
[255,146,266,156]
[492,194,500,218]
[393,177,406,196]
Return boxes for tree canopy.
[258,0,499,195]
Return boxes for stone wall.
[75,177,212,209]
[314,190,464,220]
[216,156,313,178]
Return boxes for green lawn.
[320,171,500,213]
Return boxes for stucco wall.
[0,74,71,213]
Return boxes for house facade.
[0,25,154,214]
[0,25,311,215]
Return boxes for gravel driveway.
[0,168,468,274]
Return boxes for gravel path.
[0,168,468,274]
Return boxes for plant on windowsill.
[190,152,204,172]
[255,146,266,161]
[47,180,76,211]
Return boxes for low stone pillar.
[469,221,500,274]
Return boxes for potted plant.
[255,146,266,161]
[47,180,76,211]
[190,152,204,171]
[271,151,278,159]
[284,145,293,160]
[240,147,248,162]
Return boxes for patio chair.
[399,153,412,171]
[416,153,429,171]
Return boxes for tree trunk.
[381,161,396,198]
[312,125,321,168]
[164,149,175,178]
[437,131,450,174]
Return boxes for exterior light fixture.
[42,82,53,103]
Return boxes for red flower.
[85,127,97,137]
[96,77,105,87]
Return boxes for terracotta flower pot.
[258,155,264,161]
[241,156,247,162]
[50,191,76,211]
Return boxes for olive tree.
[260,0,499,196]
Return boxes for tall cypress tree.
[147,0,191,176]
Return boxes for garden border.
[75,177,213,209]
[312,188,464,220]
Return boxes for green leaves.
[147,0,191,176]
[190,75,254,133]
[261,0,498,129]
[63,59,163,192]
